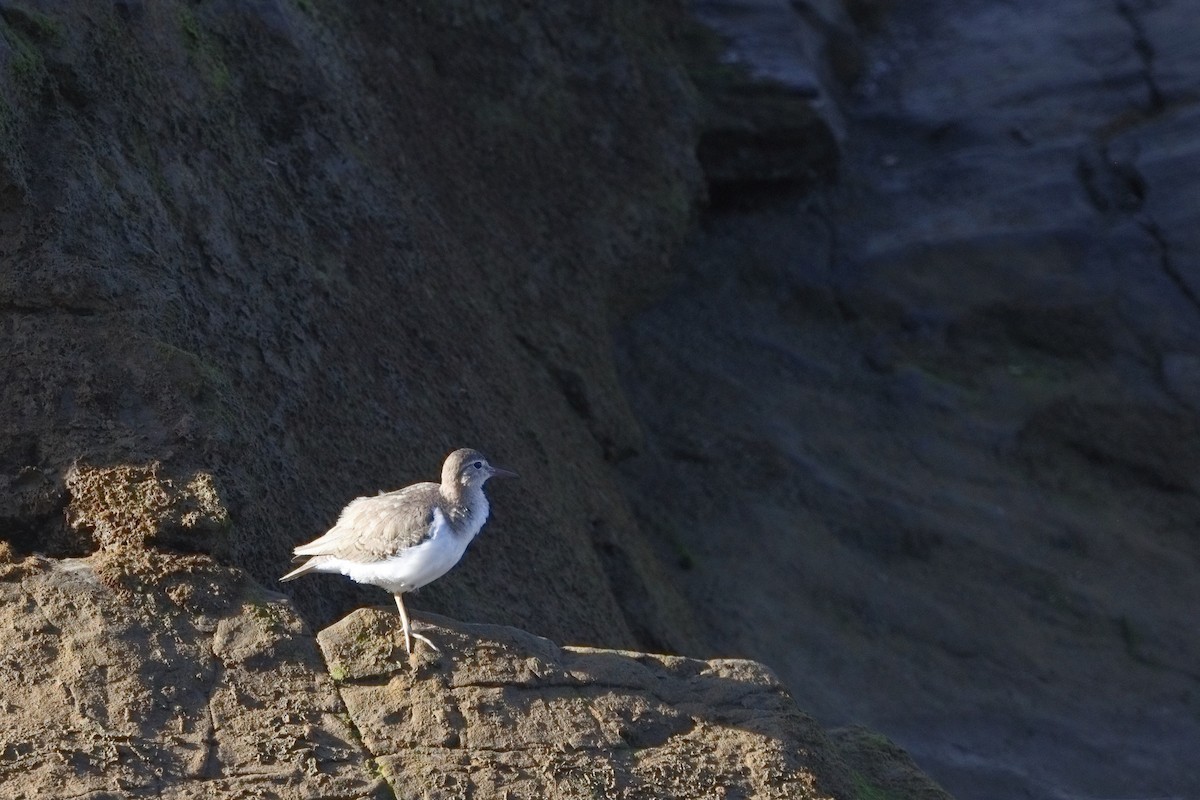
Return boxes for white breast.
[316,507,482,594]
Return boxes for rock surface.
[0,0,699,650]
[0,3,956,798]
[617,1,1200,799]
[318,608,948,800]
[0,553,386,799]
[22,0,1186,797]
[0,548,945,799]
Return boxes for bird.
[280,448,516,654]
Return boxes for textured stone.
[319,608,879,800]
[0,556,385,799]
[618,2,1200,799]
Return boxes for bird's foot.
[410,631,441,653]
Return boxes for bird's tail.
[279,558,321,582]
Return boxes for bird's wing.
[292,483,441,563]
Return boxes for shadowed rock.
[616,2,1200,799]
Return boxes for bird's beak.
[489,466,519,480]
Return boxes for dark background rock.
[616,1,1200,798]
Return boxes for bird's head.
[443,448,518,490]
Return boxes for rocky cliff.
[1,0,699,644]
[0,0,949,798]
[10,0,1189,798]
[618,1,1200,798]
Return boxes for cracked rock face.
[0,556,386,799]
[0,552,946,799]
[618,1,1200,799]
[319,608,945,800]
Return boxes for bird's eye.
[473,461,483,470]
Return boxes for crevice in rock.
[1115,0,1166,113]
[514,334,594,423]
[512,333,642,462]
[312,648,398,799]
[198,695,219,779]
[1076,143,1146,214]
[589,518,674,655]
[1140,218,1200,322]
[1,469,76,559]
[446,679,667,701]
[1076,126,1200,328]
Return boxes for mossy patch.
[0,6,62,42]
[246,598,288,630]
[852,770,900,800]
[149,339,239,427]
[2,22,47,88]
[363,757,399,799]
[178,7,231,93]
[673,540,695,571]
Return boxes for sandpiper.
[280,448,516,653]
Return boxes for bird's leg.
[393,593,440,653]
[393,593,413,654]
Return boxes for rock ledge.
[319,608,945,800]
